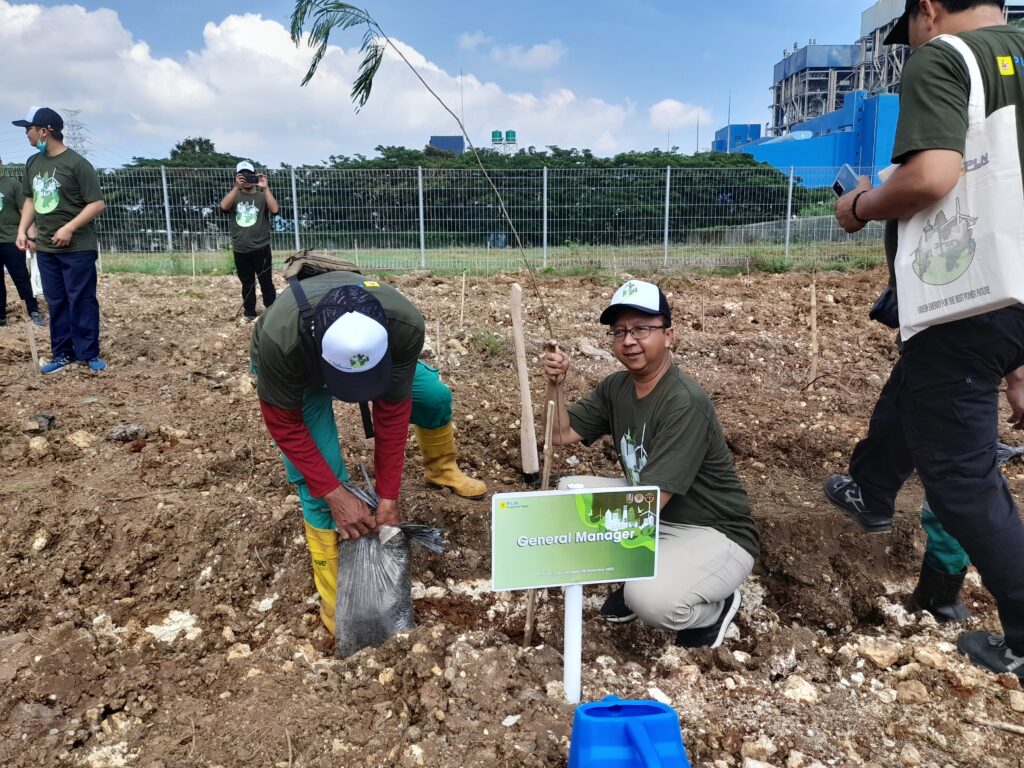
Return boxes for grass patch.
[470,329,510,358]
[753,256,795,274]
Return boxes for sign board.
[491,486,660,591]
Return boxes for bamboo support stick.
[523,400,556,647]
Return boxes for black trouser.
[233,245,276,317]
[0,242,40,319]
[849,304,1024,652]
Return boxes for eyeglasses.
[606,325,666,341]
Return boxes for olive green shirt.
[226,189,272,253]
[250,272,425,410]
[21,148,103,253]
[0,175,24,244]
[893,26,1024,183]
[568,365,760,560]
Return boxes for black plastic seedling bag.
[334,481,446,658]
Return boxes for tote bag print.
[896,35,1024,342]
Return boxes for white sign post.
[492,484,660,704]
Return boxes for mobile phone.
[832,164,860,197]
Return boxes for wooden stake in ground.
[808,272,819,386]
[510,283,539,478]
[523,399,555,647]
[459,271,467,329]
[25,319,40,375]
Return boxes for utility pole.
[726,91,732,154]
[61,108,91,157]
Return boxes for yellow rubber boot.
[414,423,487,499]
[303,521,339,635]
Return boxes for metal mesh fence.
[2,165,887,274]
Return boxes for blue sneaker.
[86,357,108,372]
[30,311,44,327]
[41,354,73,374]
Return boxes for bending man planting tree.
[541,280,759,648]
[250,263,484,635]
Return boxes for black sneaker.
[676,589,741,649]
[599,587,637,624]
[957,631,1024,680]
[823,475,893,533]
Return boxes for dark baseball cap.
[599,280,672,326]
[885,0,1006,45]
[12,106,64,131]
[314,284,393,403]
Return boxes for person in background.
[0,155,43,328]
[13,106,105,373]
[221,161,278,320]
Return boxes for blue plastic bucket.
[567,695,690,768]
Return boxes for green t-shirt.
[227,190,272,253]
[568,365,759,559]
[893,26,1024,180]
[0,175,25,244]
[250,271,425,410]
[21,148,103,253]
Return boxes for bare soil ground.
[2,267,1023,768]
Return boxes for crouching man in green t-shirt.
[541,280,759,648]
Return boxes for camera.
[240,171,259,185]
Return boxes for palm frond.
[290,1,376,87]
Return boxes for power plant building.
[716,0,1024,183]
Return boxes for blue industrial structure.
[718,90,899,185]
[711,124,761,154]
[427,135,465,154]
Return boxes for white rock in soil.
[647,687,672,705]
[31,530,50,552]
[899,743,922,766]
[67,430,99,449]
[913,645,947,670]
[743,759,780,768]
[502,714,521,727]
[741,734,778,760]
[227,643,251,661]
[786,751,805,768]
[858,638,904,669]
[159,425,191,440]
[28,436,50,458]
[1008,689,1024,712]
[782,675,819,704]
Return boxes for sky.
[0,0,868,169]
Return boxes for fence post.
[542,166,549,270]
[663,166,672,269]
[290,167,301,252]
[417,166,426,269]
[160,166,173,252]
[784,166,795,261]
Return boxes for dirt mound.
[1,268,1022,767]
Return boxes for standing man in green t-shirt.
[0,156,43,328]
[830,0,1024,681]
[220,161,278,320]
[12,107,106,373]
[541,280,759,649]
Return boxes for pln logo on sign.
[998,56,1016,76]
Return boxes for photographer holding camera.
[220,160,279,320]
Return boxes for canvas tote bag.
[895,34,1024,341]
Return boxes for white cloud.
[0,2,697,166]
[490,40,566,71]
[649,99,712,130]
[458,31,491,51]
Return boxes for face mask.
[36,137,47,154]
